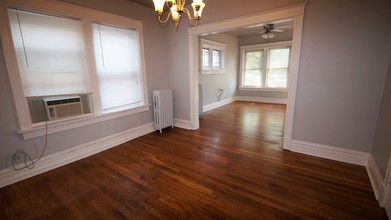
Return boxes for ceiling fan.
[258,24,289,40]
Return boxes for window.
[1,3,148,137]
[93,24,143,112]
[200,39,225,74]
[8,9,88,97]
[240,42,291,89]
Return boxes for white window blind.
[8,9,87,97]
[93,24,142,111]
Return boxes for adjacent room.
[1,0,391,219]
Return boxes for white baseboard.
[237,96,287,104]
[174,118,192,130]
[0,122,154,188]
[203,97,237,112]
[366,154,385,202]
[291,140,369,166]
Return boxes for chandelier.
[152,0,206,29]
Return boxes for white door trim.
[381,156,391,206]
[188,3,306,149]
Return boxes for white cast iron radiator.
[153,89,174,133]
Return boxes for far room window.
[200,39,225,74]
[240,41,291,89]
[212,49,221,68]
[202,48,210,69]
[266,48,290,88]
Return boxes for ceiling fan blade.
[272,29,285,32]
[258,31,266,34]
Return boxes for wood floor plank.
[0,101,386,219]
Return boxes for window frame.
[0,0,149,139]
[239,41,292,91]
[200,38,226,74]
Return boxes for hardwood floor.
[0,101,386,219]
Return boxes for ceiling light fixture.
[261,31,275,40]
[152,0,205,29]
[259,24,285,40]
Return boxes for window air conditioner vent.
[43,96,84,121]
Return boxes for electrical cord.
[12,121,49,170]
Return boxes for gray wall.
[371,57,391,179]
[292,0,391,151]
[167,0,391,152]
[199,33,238,106]
[0,0,169,170]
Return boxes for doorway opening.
[188,3,306,150]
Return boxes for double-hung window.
[8,9,88,97]
[1,3,148,138]
[240,41,291,90]
[93,24,143,112]
[200,39,225,74]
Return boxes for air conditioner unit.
[43,96,84,121]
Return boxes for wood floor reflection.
[0,101,386,219]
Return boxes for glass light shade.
[261,33,268,39]
[152,0,165,13]
[192,1,205,18]
[171,5,180,21]
[268,32,275,38]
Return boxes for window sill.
[239,87,288,92]
[201,70,225,75]
[19,104,150,140]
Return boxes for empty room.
[1,0,391,219]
